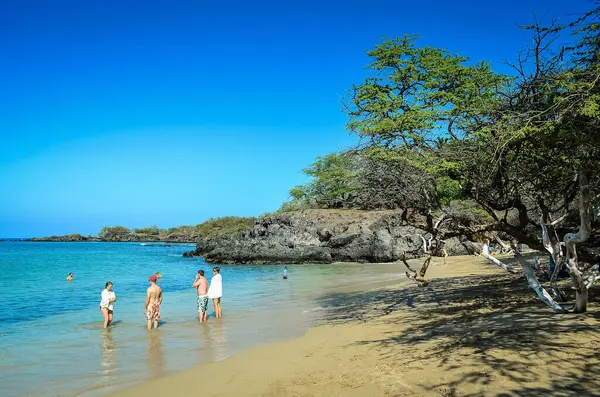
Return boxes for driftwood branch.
[514,247,567,313]
[493,234,514,254]
[481,251,520,274]
[400,255,430,287]
[433,214,448,230]
[549,214,567,226]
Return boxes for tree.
[342,35,506,285]
[98,226,132,240]
[133,226,160,235]
[282,148,441,211]
[195,217,256,239]
[342,12,600,312]
[291,152,361,209]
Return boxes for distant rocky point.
[26,233,194,243]
[28,234,100,242]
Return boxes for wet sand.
[110,255,600,397]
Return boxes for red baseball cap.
[149,275,158,282]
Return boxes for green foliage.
[303,152,361,208]
[282,146,440,211]
[97,217,256,241]
[133,226,159,235]
[283,9,600,248]
[436,176,464,206]
[444,200,493,226]
[281,152,360,210]
[194,216,256,238]
[98,226,132,240]
[345,35,506,149]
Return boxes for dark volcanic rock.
[28,233,194,243]
[184,209,477,264]
[28,234,101,242]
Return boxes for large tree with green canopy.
[341,8,600,312]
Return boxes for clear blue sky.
[0,0,591,237]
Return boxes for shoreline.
[107,255,600,397]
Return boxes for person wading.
[144,275,163,330]
[100,282,116,328]
[192,270,209,323]
[208,267,223,318]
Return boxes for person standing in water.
[208,267,223,318]
[66,273,74,281]
[192,270,209,323]
[144,275,163,330]
[100,282,117,328]
[283,266,289,280]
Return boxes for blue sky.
[0,0,592,237]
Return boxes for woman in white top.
[208,267,223,318]
[100,281,117,328]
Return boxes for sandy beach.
[108,255,600,397]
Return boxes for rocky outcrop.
[97,233,194,243]
[184,209,477,264]
[27,233,194,243]
[28,234,101,242]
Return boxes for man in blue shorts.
[192,270,209,323]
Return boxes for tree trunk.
[541,218,567,301]
[564,173,592,313]
[575,288,588,313]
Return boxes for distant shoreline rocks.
[27,234,100,242]
[25,234,194,243]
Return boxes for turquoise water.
[0,242,404,397]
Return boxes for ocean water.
[0,242,404,397]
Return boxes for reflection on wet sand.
[212,319,227,361]
[101,329,116,378]
[199,320,215,363]
[146,331,165,378]
[196,318,228,363]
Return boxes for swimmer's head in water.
[155,272,163,278]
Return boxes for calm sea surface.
[0,241,404,397]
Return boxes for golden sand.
[110,256,600,396]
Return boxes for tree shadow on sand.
[316,261,600,397]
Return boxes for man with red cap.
[144,275,163,330]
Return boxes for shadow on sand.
[316,263,600,397]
